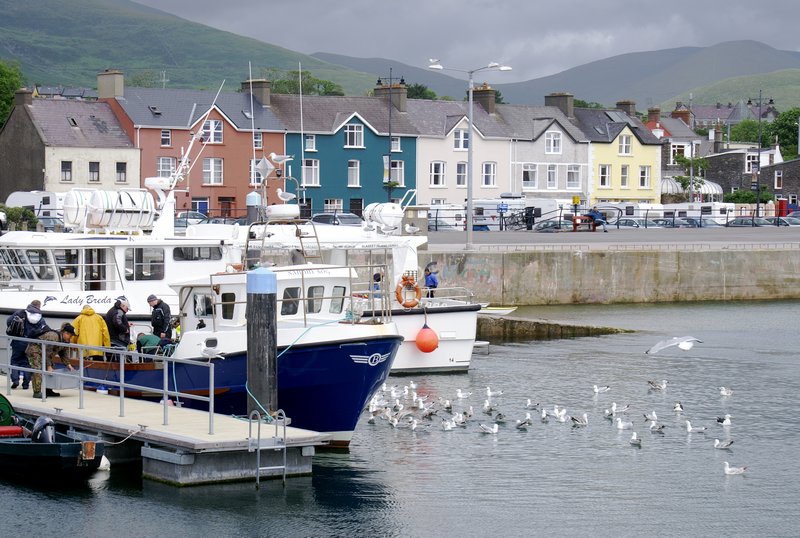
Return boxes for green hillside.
[663,69,800,111]
[0,0,377,93]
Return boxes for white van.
[5,190,64,218]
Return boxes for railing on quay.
[1,335,217,435]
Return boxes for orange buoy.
[415,323,439,353]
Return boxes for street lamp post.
[428,59,511,249]
[747,91,773,221]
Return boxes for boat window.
[281,287,300,316]
[221,292,236,320]
[194,293,214,317]
[306,285,324,314]
[125,247,165,281]
[25,249,55,280]
[0,249,33,279]
[172,246,223,261]
[329,286,346,314]
[54,248,79,279]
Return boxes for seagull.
[486,386,504,398]
[456,389,471,399]
[525,399,540,410]
[645,336,702,354]
[686,420,707,433]
[647,379,668,391]
[630,432,642,447]
[515,413,533,430]
[275,188,296,203]
[441,418,455,431]
[482,399,495,414]
[649,420,666,433]
[643,410,658,422]
[540,409,549,423]
[268,152,294,165]
[494,412,506,423]
[616,417,634,430]
[404,223,420,235]
[611,402,630,415]
[593,385,611,394]
[719,387,734,397]
[479,423,499,434]
[603,409,614,421]
[717,414,733,426]
[714,439,734,449]
[723,461,747,475]
[673,402,684,413]
[571,413,589,427]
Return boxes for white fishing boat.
[479,304,518,316]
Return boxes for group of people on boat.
[5,293,174,398]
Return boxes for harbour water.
[2,300,798,537]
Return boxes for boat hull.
[0,435,105,481]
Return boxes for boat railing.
[0,247,126,292]
[421,286,478,304]
[1,335,217,435]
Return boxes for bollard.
[246,267,278,416]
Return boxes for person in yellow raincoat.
[71,304,111,360]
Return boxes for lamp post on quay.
[428,59,511,249]
[747,90,773,221]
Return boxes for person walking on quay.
[424,265,439,298]
[585,207,609,232]
[147,294,172,340]
[5,300,46,389]
[72,304,111,361]
[27,322,76,398]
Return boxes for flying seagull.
[645,336,702,354]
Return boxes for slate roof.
[572,108,661,145]
[26,100,133,148]
[116,87,284,131]
[403,98,510,139]
[494,104,587,142]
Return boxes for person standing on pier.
[105,297,132,350]
[72,304,111,361]
[6,300,45,389]
[27,322,76,399]
[147,294,172,340]
[424,265,439,298]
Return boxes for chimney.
[544,92,574,118]
[243,79,271,106]
[97,69,124,99]
[671,103,691,126]
[647,107,661,123]
[374,78,408,112]
[471,82,496,114]
[714,125,724,154]
[616,100,636,118]
[14,88,33,106]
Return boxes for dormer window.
[148,105,162,116]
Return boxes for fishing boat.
[0,394,105,481]
[479,304,518,316]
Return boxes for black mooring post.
[246,267,278,416]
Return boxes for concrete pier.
[3,381,330,486]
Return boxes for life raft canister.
[395,275,421,308]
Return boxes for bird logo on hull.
[351,352,391,366]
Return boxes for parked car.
[682,217,725,228]
[763,216,800,226]
[613,218,663,229]
[428,218,459,231]
[533,218,572,232]
[310,212,363,226]
[725,216,772,227]
[197,216,247,225]
[653,217,694,228]
[36,216,70,232]
[176,210,207,225]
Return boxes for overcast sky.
[133,0,798,82]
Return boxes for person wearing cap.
[71,304,111,360]
[105,297,133,350]
[147,294,172,340]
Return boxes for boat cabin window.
[194,293,214,317]
[125,247,165,281]
[306,285,324,314]
[281,287,300,316]
[54,248,79,279]
[221,292,236,320]
[330,286,346,314]
[25,249,55,280]
[172,246,223,261]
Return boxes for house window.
[789,194,798,205]
[391,136,401,152]
[546,164,556,189]
[348,160,360,187]
[599,164,611,187]
[483,162,497,187]
[344,124,363,147]
[639,165,651,188]
[567,165,580,189]
[160,130,171,147]
[250,159,263,185]
[775,170,783,190]
[302,159,320,186]
[670,143,686,165]
[88,161,100,183]
[431,198,447,205]
[253,132,262,150]
[746,154,758,173]
[203,157,223,185]
[620,165,629,188]
[116,162,127,183]
[522,163,537,189]
[454,129,469,150]
[324,199,343,212]
[545,132,562,154]
[157,157,176,178]
[391,160,405,187]
[60,161,73,182]
[619,135,632,155]
[305,134,316,151]
[430,161,446,186]
[456,162,467,187]
[201,120,223,143]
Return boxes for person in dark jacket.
[584,207,609,232]
[105,297,132,349]
[6,300,45,389]
[147,294,172,340]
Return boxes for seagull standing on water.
[714,439,734,449]
[645,336,702,354]
[723,461,747,475]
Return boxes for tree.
[0,60,24,128]
[0,204,38,228]
[574,99,605,109]
[128,70,160,88]
[729,119,762,144]
[723,186,771,204]
[765,107,800,160]
[406,83,436,100]
[494,90,505,104]
[265,69,344,96]
[673,154,709,200]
